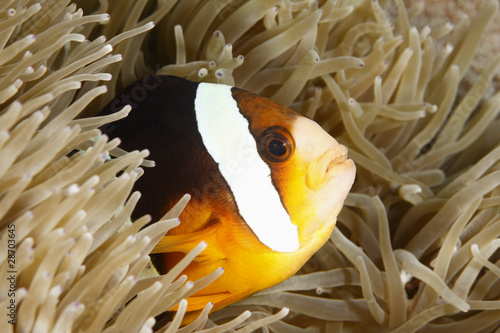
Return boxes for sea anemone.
[1,0,499,332]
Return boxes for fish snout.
[306,144,354,191]
[326,145,349,173]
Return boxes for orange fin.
[172,290,248,312]
[152,225,225,264]
[183,293,232,312]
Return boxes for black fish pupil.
[269,139,286,156]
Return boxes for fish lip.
[325,145,349,174]
[306,144,352,191]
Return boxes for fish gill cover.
[0,0,499,332]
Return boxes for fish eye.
[257,126,295,164]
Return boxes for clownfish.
[100,75,355,320]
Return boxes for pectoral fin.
[172,290,249,313]
[152,224,225,264]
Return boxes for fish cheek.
[266,160,293,201]
[271,155,317,230]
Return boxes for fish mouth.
[306,144,352,190]
[325,145,349,174]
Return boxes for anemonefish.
[99,75,355,321]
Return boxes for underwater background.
[1,0,499,332]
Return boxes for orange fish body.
[100,76,355,319]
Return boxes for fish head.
[286,116,356,245]
[233,88,356,250]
